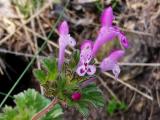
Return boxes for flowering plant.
[0,7,128,120]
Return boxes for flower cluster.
[57,8,128,102]
[58,7,128,81]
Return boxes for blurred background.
[0,0,160,120]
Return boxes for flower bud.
[71,92,81,101]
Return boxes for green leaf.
[42,58,58,81]
[107,99,117,116]
[0,89,63,120]
[76,101,89,117]
[69,50,80,69]
[12,0,45,18]
[106,97,127,116]
[43,104,63,120]
[118,101,127,110]
[82,84,100,94]
[33,69,46,84]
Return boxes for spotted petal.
[80,40,93,63]
[67,35,76,47]
[87,65,96,75]
[76,65,86,76]
[118,33,129,48]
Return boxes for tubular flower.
[58,21,76,71]
[99,50,125,79]
[92,7,129,56]
[76,40,96,76]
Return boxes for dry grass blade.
[0,1,52,45]
[98,76,120,103]
[103,72,153,101]
[119,62,160,67]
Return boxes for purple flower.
[71,92,81,101]
[76,63,96,76]
[99,50,125,79]
[101,6,114,27]
[76,40,96,76]
[80,40,93,64]
[58,21,76,71]
[92,7,128,56]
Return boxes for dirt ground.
[0,0,160,120]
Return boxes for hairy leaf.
[0,89,63,120]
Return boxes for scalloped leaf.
[69,50,80,69]
[0,89,63,120]
[42,58,58,81]
[33,69,47,84]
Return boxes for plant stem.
[31,98,58,120]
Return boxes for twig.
[127,91,136,110]
[148,103,154,120]
[32,98,58,120]
[118,62,160,67]
[36,16,53,52]
[15,7,36,52]
[98,76,120,103]
[24,26,72,55]
[120,28,153,37]
[0,48,46,59]
[95,59,160,67]
[156,86,160,108]
[103,72,153,101]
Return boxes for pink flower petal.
[118,33,129,48]
[99,58,120,78]
[80,40,93,63]
[99,57,115,72]
[93,7,129,57]
[58,21,76,71]
[76,65,86,76]
[92,27,117,56]
[87,65,96,75]
[101,7,114,27]
[67,35,76,47]
[80,40,93,50]
[58,45,65,71]
[99,50,124,79]
[112,64,120,79]
[58,21,69,35]
[108,50,125,62]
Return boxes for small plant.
[106,97,127,116]
[0,89,63,120]
[0,7,128,120]
[12,0,45,18]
